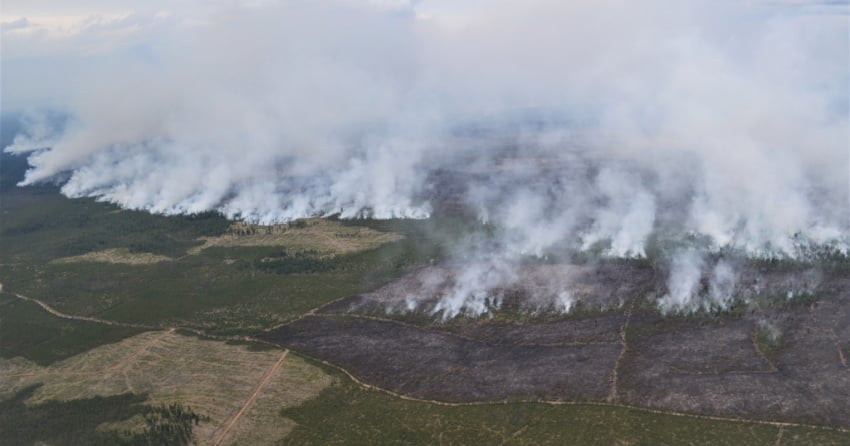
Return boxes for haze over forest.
[3,3,850,444]
[3,0,849,315]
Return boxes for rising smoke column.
[3,0,848,316]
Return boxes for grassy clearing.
[0,292,148,366]
[189,219,403,256]
[51,247,172,265]
[280,362,849,445]
[0,331,332,445]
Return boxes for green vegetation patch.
[0,385,203,446]
[0,214,452,335]
[780,427,850,446]
[0,243,419,335]
[0,292,148,366]
[0,384,143,446]
[0,188,229,262]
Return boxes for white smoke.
[658,249,706,314]
[3,0,848,316]
[431,258,516,320]
[707,260,738,310]
[657,253,746,314]
[757,318,782,344]
[580,167,656,258]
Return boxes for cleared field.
[51,248,172,265]
[188,219,403,256]
[0,330,333,445]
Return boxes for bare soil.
[51,248,172,265]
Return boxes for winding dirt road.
[4,282,848,437]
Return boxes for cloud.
[1,17,31,30]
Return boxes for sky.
[2,0,847,110]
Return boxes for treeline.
[55,209,230,258]
[1,180,233,259]
[226,219,306,237]
[247,236,436,279]
[1,384,139,446]
[1,385,205,446]
[124,403,207,446]
[250,249,335,274]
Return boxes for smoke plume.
[3,0,848,316]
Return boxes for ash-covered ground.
[261,260,850,427]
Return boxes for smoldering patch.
[335,261,658,320]
[328,256,840,321]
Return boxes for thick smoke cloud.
[4,0,849,316]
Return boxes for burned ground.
[262,315,620,402]
[432,315,625,346]
[618,298,850,427]
[262,260,850,428]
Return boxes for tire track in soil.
[105,328,176,373]
[607,302,633,402]
[211,349,289,446]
